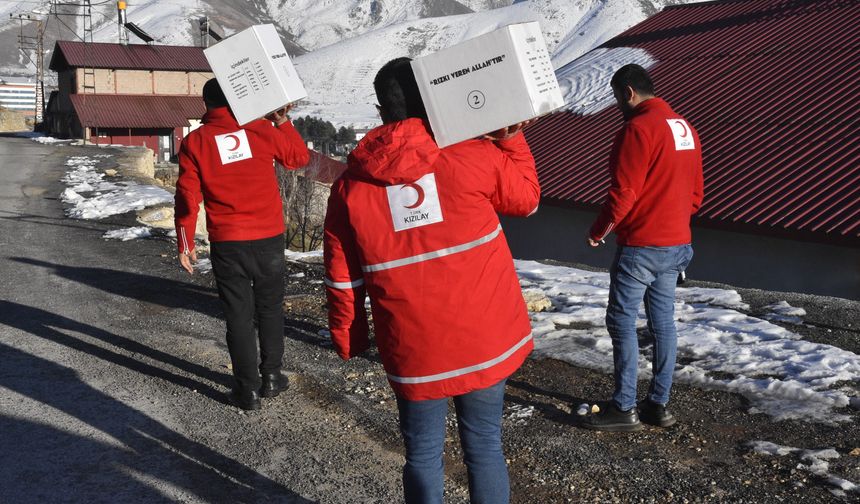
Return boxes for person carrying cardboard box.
[323,57,540,504]
[174,78,309,411]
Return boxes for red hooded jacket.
[589,98,704,246]
[174,107,309,253]
[324,118,539,400]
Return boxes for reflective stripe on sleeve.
[598,221,615,242]
[180,228,190,254]
[362,224,502,273]
[386,333,533,384]
[324,277,365,289]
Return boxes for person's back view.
[175,78,309,410]
[324,57,539,503]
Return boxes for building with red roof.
[47,40,212,160]
[505,0,859,299]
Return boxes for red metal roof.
[526,0,860,244]
[304,151,347,185]
[50,41,211,72]
[70,94,205,129]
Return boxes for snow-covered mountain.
[291,0,691,128]
[0,0,695,127]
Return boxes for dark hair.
[373,57,427,123]
[202,78,229,108]
[611,64,656,96]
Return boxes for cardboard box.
[411,22,565,148]
[204,24,307,125]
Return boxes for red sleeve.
[174,137,203,254]
[273,120,310,169]
[691,135,704,215]
[323,179,369,360]
[487,131,540,216]
[589,124,651,241]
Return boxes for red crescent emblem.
[401,183,425,209]
[226,134,241,151]
[674,120,688,138]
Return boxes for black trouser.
[210,234,285,391]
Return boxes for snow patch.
[516,260,860,424]
[285,249,323,263]
[103,227,152,241]
[557,47,657,115]
[505,404,535,424]
[61,156,173,220]
[31,136,73,144]
[762,301,806,325]
[193,258,212,274]
[749,441,857,494]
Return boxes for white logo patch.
[214,129,252,165]
[667,119,695,151]
[386,173,444,232]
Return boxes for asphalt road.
[0,137,408,503]
[0,136,857,504]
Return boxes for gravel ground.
[0,136,857,503]
[278,258,860,504]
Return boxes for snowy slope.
[263,0,476,51]
[290,0,691,128]
[0,0,289,80]
[2,0,697,127]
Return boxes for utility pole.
[50,0,96,142]
[12,13,46,123]
[199,16,209,48]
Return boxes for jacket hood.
[347,118,441,185]
[202,107,240,129]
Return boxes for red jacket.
[324,118,539,400]
[174,107,309,253]
[589,98,704,246]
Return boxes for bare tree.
[276,155,328,252]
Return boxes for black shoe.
[260,372,289,398]
[637,399,676,427]
[580,402,643,432]
[229,388,261,411]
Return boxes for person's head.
[202,78,229,110]
[373,57,427,124]
[610,64,656,120]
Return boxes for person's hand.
[587,237,602,248]
[179,249,198,274]
[483,119,535,141]
[266,103,295,125]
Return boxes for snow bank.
[61,156,173,220]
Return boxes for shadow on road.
[0,209,110,233]
[0,300,231,402]
[10,256,222,319]
[506,379,590,426]
[0,341,316,504]
[284,317,383,366]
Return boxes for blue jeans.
[396,379,509,504]
[606,244,693,411]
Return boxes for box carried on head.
[204,24,307,125]
[411,21,565,148]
